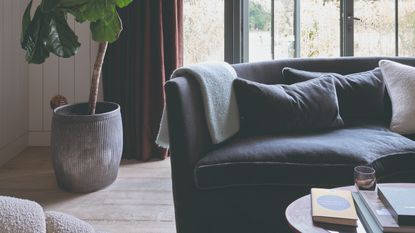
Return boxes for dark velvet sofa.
[165,57,415,233]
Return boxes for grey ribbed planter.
[51,102,123,193]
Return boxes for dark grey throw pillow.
[282,68,387,124]
[233,77,344,135]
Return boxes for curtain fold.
[102,0,183,160]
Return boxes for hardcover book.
[378,186,415,226]
[359,190,415,233]
[352,192,382,233]
[311,188,358,226]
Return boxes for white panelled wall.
[0,0,103,166]
[0,0,29,165]
[28,0,102,146]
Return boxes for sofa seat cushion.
[195,125,415,189]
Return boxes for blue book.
[359,190,415,233]
[378,186,415,226]
[352,192,382,233]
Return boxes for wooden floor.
[0,147,176,233]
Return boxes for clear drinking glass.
[354,166,376,191]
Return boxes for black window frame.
[224,0,401,63]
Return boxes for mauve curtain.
[102,0,183,160]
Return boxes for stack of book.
[311,188,359,227]
[353,186,415,233]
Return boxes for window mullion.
[341,0,354,56]
[395,0,399,56]
[242,0,249,62]
[225,0,248,64]
[294,0,300,58]
[271,0,275,60]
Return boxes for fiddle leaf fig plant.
[21,0,133,114]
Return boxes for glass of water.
[354,166,376,191]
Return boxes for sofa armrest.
[165,77,214,233]
[165,76,212,172]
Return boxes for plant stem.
[88,42,108,115]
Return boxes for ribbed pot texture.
[51,102,123,193]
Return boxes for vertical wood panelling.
[12,0,27,138]
[74,22,92,103]
[0,0,4,148]
[0,0,29,164]
[13,1,29,136]
[43,55,59,131]
[19,0,28,136]
[27,16,99,145]
[59,16,76,104]
[28,0,43,132]
[18,1,30,135]
[29,65,44,131]
[18,1,29,137]
[24,0,99,145]
[0,0,99,148]
[3,0,14,143]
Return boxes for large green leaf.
[21,0,33,45]
[21,0,132,64]
[75,0,115,22]
[21,7,51,64]
[90,12,122,43]
[59,0,88,7]
[113,0,133,8]
[66,7,87,23]
[45,12,80,57]
[29,43,50,64]
[41,0,60,12]
[42,0,88,10]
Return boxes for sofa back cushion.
[232,57,415,122]
[233,77,344,135]
[282,68,386,124]
[380,60,415,134]
[232,57,415,84]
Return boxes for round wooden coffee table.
[285,183,414,233]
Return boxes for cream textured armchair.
[0,196,107,233]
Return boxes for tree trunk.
[88,42,108,115]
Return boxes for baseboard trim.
[29,131,50,146]
[0,133,28,166]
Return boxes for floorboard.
[0,147,176,233]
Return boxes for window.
[398,0,415,57]
[183,0,415,64]
[300,0,341,58]
[248,0,296,61]
[249,0,273,61]
[274,0,295,58]
[353,0,395,56]
[183,0,225,65]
